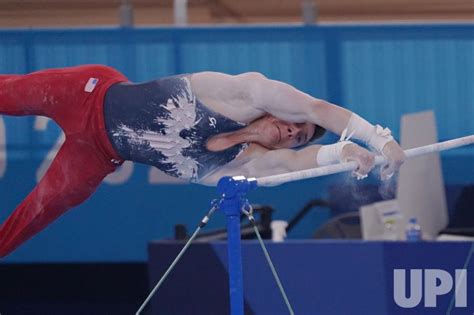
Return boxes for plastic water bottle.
[405,217,422,241]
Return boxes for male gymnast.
[0,65,405,257]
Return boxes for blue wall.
[0,24,473,262]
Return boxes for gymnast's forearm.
[251,77,395,151]
[246,145,324,177]
[306,100,402,157]
[306,100,352,135]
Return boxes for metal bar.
[257,135,474,187]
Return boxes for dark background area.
[0,263,148,315]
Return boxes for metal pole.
[217,176,257,315]
[119,0,134,28]
[174,0,188,26]
[301,0,317,24]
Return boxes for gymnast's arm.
[190,71,352,135]
[191,71,404,179]
[242,73,406,178]
[197,142,375,186]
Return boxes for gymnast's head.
[249,115,325,149]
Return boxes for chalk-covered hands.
[342,113,406,180]
[316,139,404,180]
[340,143,376,179]
[316,141,375,179]
[380,140,406,180]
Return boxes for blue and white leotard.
[103,75,248,182]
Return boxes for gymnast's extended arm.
[245,73,406,179]
[191,71,405,179]
[198,142,375,186]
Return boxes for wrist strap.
[316,141,352,166]
[345,113,394,152]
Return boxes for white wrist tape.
[316,141,352,166]
[345,113,394,152]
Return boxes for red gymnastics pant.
[0,65,128,258]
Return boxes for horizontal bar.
[256,135,474,187]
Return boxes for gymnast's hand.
[380,140,406,180]
[340,143,375,179]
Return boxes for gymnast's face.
[253,115,316,149]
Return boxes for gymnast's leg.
[0,66,118,128]
[0,135,116,258]
[0,66,126,257]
